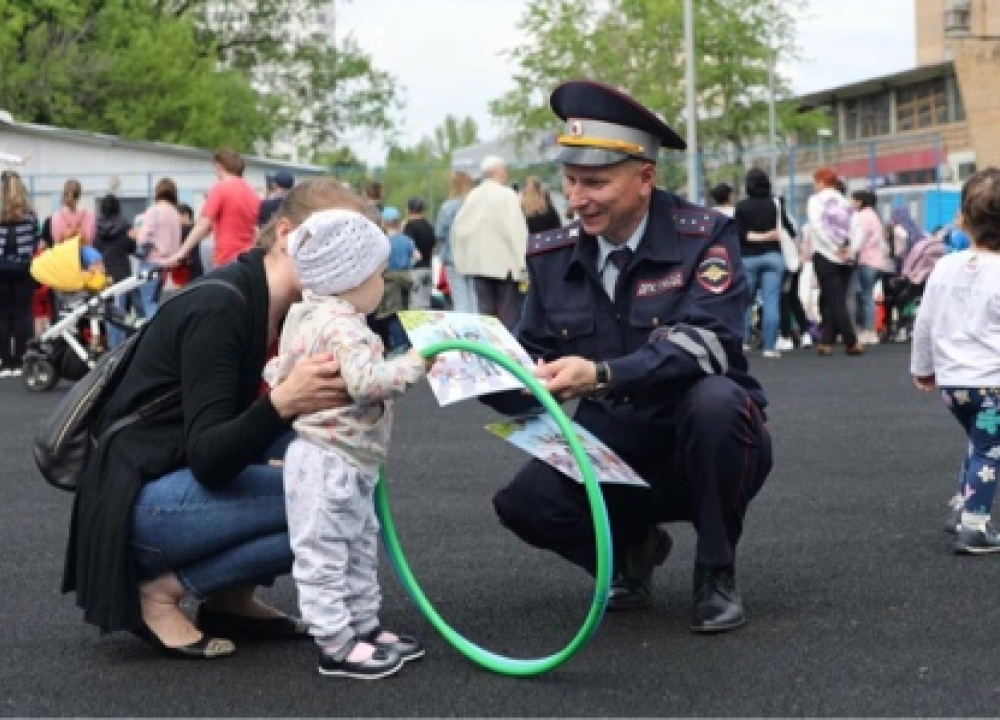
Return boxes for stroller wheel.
[22,357,59,392]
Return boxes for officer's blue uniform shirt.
[488,187,768,481]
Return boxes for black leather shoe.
[196,605,309,640]
[690,563,746,634]
[607,525,672,612]
[131,622,237,659]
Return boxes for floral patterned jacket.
[264,293,425,475]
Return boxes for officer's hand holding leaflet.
[535,356,598,402]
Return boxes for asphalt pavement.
[0,342,992,717]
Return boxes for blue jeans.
[854,265,879,332]
[131,434,295,598]
[743,252,784,351]
[136,260,163,319]
[105,292,129,349]
[445,264,478,314]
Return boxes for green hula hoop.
[374,339,613,677]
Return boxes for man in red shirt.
[167,148,261,268]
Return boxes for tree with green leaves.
[490,0,827,194]
[0,1,267,148]
[0,1,400,158]
[165,0,402,160]
[380,115,481,217]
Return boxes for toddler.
[264,209,428,679]
[911,168,1000,553]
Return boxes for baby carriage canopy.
[30,238,106,292]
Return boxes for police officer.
[485,80,773,633]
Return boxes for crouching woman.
[62,178,361,658]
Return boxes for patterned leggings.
[944,388,1000,519]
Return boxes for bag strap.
[93,278,246,445]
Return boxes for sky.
[337,0,916,164]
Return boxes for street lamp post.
[817,127,833,167]
[767,18,777,181]
[684,0,698,203]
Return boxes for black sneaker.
[361,626,425,663]
[318,638,403,680]
[954,523,1000,554]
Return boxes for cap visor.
[556,147,635,167]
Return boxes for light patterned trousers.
[284,438,381,645]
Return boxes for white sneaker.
[775,337,794,352]
[800,333,813,348]
[761,350,782,359]
[0,369,11,378]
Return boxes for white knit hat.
[286,209,390,295]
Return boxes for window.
[958,162,977,181]
[896,78,950,132]
[945,0,972,36]
[843,93,892,140]
[894,168,938,185]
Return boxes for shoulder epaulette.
[527,222,581,256]
[673,208,719,237]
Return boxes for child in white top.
[263,209,428,679]
[911,168,1000,553]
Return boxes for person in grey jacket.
[450,155,529,330]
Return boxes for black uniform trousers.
[493,374,772,573]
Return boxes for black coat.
[94,215,135,282]
[62,250,290,632]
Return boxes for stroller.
[880,235,946,342]
[21,238,157,392]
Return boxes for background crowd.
[1,145,956,379]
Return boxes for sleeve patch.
[696,246,732,294]
[528,223,581,256]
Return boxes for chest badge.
[635,270,683,298]
[696,246,732,294]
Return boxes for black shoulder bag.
[33,278,245,492]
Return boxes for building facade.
[775,0,1000,228]
[0,113,322,221]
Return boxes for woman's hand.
[269,353,349,420]
[913,374,936,392]
[534,356,597,402]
